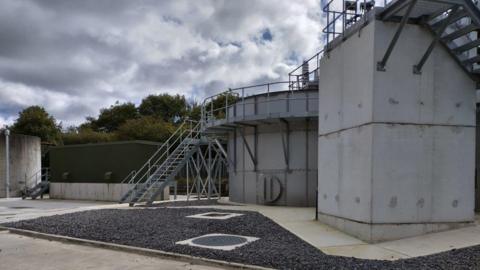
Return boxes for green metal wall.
[50,141,161,183]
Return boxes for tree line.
[8,94,203,145]
[8,92,238,145]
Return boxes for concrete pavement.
[0,231,223,270]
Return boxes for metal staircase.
[119,120,202,206]
[21,168,50,200]
[377,0,480,80]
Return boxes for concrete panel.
[371,124,475,223]
[318,20,375,135]
[49,182,168,202]
[373,22,476,126]
[285,171,308,207]
[318,125,373,222]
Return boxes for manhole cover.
[192,235,248,246]
[176,233,259,251]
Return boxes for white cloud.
[0,0,323,126]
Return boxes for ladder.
[119,120,202,206]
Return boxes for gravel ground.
[3,208,480,270]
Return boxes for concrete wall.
[476,107,480,213]
[318,20,476,242]
[50,183,169,202]
[0,133,41,198]
[229,119,318,206]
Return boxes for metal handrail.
[120,170,136,184]
[123,120,199,186]
[22,167,49,194]
[201,81,294,127]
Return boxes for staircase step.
[462,55,480,65]
[453,39,480,53]
[442,24,478,41]
[430,10,469,30]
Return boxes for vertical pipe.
[186,159,190,200]
[242,88,245,120]
[5,129,10,198]
[208,141,212,199]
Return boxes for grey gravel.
[3,208,480,270]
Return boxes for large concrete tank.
[0,132,41,198]
[204,88,318,206]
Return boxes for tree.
[116,116,175,142]
[139,94,188,123]
[11,106,62,144]
[61,128,117,145]
[204,92,239,118]
[89,102,139,132]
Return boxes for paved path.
[0,231,223,270]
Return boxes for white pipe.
[5,129,10,198]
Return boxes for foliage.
[88,102,139,132]
[11,106,62,144]
[138,94,188,123]
[116,116,175,142]
[61,128,117,145]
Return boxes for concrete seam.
[318,122,475,137]
[0,226,272,270]
[316,211,475,225]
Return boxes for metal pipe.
[5,129,10,198]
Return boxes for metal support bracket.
[414,6,460,74]
[377,0,418,72]
[280,118,290,171]
[239,127,257,171]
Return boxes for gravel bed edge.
[0,226,273,270]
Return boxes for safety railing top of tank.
[323,0,395,46]
[201,80,319,128]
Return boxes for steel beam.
[239,128,257,170]
[414,5,460,74]
[280,118,290,171]
[377,0,419,72]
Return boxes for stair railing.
[125,120,201,188]
[22,167,50,195]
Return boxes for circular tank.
[205,88,318,206]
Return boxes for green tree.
[116,116,175,142]
[11,106,62,144]
[61,128,117,145]
[89,102,139,132]
[139,94,188,123]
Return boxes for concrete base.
[50,183,169,202]
[317,212,473,243]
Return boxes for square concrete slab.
[186,212,244,220]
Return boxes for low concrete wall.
[50,183,169,202]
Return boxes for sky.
[0,0,324,128]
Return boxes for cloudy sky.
[0,0,324,127]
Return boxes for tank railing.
[203,93,319,127]
[124,120,200,186]
[323,0,395,46]
[288,50,324,91]
[202,81,294,126]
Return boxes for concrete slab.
[0,197,122,223]
[0,231,223,270]
[189,199,480,261]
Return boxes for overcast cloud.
[0,0,323,127]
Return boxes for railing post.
[267,84,270,116]
[242,88,245,120]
